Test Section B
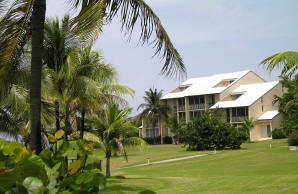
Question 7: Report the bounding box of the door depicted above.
[261,125,271,138]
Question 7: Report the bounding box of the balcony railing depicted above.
[178,105,185,111]
[173,106,177,112]
[232,115,248,122]
[189,104,205,110]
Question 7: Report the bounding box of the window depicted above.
[146,127,159,137]
[262,105,264,112]
[178,112,186,120]
[261,97,263,103]
[226,108,230,122]
[178,98,185,111]
[208,94,215,106]
[261,125,271,138]
[214,79,236,87]
[232,107,248,122]
[189,110,204,120]
[189,95,205,110]
[231,94,242,100]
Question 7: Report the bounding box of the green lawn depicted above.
[98,139,298,193]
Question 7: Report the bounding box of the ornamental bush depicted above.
[174,113,248,150]
[272,128,287,139]
[0,130,106,193]
[288,130,298,146]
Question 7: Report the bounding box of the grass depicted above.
[96,139,298,193]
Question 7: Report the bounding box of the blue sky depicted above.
[47,0,298,115]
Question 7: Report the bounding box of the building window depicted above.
[189,95,205,110]
[261,97,263,103]
[213,79,236,87]
[208,94,215,106]
[261,125,271,138]
[232,107,248,122]
[178,112,186,120]
[231,94,242,100]
[189,110,204,120]
[226,108,230,122]
[178,98,185,111]
[262,105,264,112]
[146,127,159,137]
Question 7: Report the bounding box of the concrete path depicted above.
[116,153,212,170]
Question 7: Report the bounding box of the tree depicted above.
[87,104,146,177]
[138,88,171,144]
[28,0,186,153]
[260,51,298,78]
[240,117,258,142]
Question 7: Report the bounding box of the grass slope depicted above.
[99,139,298,194]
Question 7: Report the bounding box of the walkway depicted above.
[117,152,213,170]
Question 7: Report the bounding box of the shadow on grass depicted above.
[103,176,152,193]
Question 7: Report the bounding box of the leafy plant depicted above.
[272,128,286,139]
[0,130,106,193]
[288,131,298,146]
[174,113,248,150]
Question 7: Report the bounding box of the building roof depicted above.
[162,70,251,99]
[258,110,279,120]
[210,81,279,109]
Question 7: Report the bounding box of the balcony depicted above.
[189,104,205,110]
[178,105,185,111]
[232,115,248,122]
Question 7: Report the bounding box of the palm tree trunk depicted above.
[160,122,163,144]
[29,0,46,154]
[80,107,85,139]
[106,152,111,177]
[55,101,60,131]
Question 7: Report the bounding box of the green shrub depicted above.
[174,113,247,150]
[0,130,106,193]
[163,136,173,144]
[272,128,287,139]
[143,136,161,144]
[288,130,298,146]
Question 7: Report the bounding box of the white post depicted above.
[214,147,216,154]
[147,158,150,165]
[270,143,272,149]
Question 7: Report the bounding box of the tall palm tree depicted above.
[87,104,146,177]
[65,47,134,139]
[260,51,298,78]
[28,0,187,153]
[138,88,171,144]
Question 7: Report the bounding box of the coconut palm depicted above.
[65,47,134,139]
[87,104,146,177]
[260,51,298,78]
[138,88,171,144]
[240,117,258,142]
[26,0,187,152]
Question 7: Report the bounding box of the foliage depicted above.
[272,128,287,139]
[174,113,248,150]
[240,117,258,141]
[0,130,105,193]
[143,136,161,145]
[288,131,298,146]
[273,75,298,136]
[163,136,173,144]
[260,51,298,78]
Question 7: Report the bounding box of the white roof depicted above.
[210,81,279,109]
[258,110,279,120]
[162,70,251,99]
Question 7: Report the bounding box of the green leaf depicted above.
[23,177,44,194]
[48,134,56,143]
[83,143,93,152]
[68,160,81,175]
[75,171,94,184]
[55,130,65,140]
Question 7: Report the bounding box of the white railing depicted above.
[232,116,248,122]
[178,105,185,111]
[189,104,205,110]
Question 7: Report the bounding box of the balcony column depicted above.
[185,97,190,122]
[205,95,208,111]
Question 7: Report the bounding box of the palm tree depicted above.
[65,47,134,139]
[260,51,298,78]
[87,104,146,177]
[27,0,186,153]
[240,117,258,142]
[138,88,171,144]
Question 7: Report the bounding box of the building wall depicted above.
[220,71,265,100]
[250,120,270,141]
[272,113,283,131]
[249,83,283,120]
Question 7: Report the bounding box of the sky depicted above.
[46,0,298,116]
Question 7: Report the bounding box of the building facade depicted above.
[140,70,284,141]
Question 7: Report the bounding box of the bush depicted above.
[163,136,173,144]
[288,131,298,146]
[0,130,106,193]
[272,128,287,139]
[143,136,161,144]
[174,113,247,150]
